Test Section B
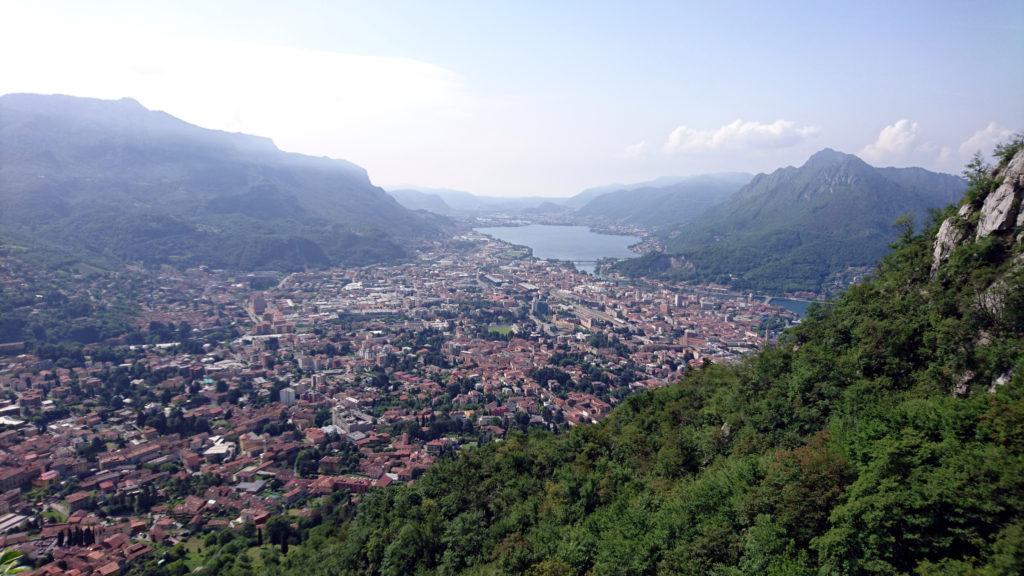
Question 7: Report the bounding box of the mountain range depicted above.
[388,186,573,214]
[388,175,749,222]
[621,148,967,292]
[0,94,447,271]
[1,94,970,294]
[574,173,752,229]
[389,151,965,295]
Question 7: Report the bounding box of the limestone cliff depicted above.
[932,147,1024,273]
[977,150,1024,239]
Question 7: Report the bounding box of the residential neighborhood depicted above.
[0,233,797,574]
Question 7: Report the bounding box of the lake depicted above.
[475,225,641,274]
[770,298,811,317]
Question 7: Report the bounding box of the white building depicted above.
[279,387,296,405]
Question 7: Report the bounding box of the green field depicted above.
[487,324,513,335]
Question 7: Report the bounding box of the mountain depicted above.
[575,173,752,229]
[562,184,622,208]
[648,149,967,292]
[138,144,1024,576]
[387,188,457,216]
[564,175,721,209]
[387,186,576,215]
[0,93,447,270]
[389,187,487,212]
[388,174,750,222]
[464,195,573,213]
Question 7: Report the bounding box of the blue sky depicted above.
[2,0,1022,196]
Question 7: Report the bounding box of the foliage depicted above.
[198,155,1024,576]
[0,94,448,272]
[0,549,28,575]
[993,132,1024,166]
[0,256,138,347]
[639,149,966,293]
[575,175,748,230]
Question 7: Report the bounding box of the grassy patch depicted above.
[42,508,67,523]
[487,324,513,336]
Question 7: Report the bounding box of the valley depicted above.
[1,3,1021,571]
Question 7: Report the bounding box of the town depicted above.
[0,233,798,574]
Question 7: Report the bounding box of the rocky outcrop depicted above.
[978,278,1009,317]
[933,149,1023,274]
[976,150,1024,239]
[953,370,974,397]
[932,204,972,272]
[1018,195,1024,243]
[977,251,1024,315]
[989,370,1013,394]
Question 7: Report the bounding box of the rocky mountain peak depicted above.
[802,147,864,170]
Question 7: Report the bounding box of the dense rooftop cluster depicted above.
[0,233,797,574]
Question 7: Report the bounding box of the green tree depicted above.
[0,549,28,575]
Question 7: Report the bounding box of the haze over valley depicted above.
[0,2,1022,575]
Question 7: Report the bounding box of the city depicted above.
[0,232,798,574]
[2,2,1020,570]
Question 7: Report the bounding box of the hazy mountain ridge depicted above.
[387,188,458,216]
[389,174,751,225]
[574,173,752,229]
[0,93,447,270]
[642,148,968,292]
[564,176,701,208]
[387,186,564,214]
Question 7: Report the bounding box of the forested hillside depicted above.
[639,149,966,293]
[574,174,750,230]
[133,145,1023,576]
[0,94,447,271]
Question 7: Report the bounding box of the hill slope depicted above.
[300,148,1024,575]
[132,144,1024,576]
[564,176,703,209]
[386,187,558,214]
[387,188,458,216]
[0,94,446,270]
[575,173,751,229]
[651,149,966,292]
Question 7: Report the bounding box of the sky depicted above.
[1,0,1022,197]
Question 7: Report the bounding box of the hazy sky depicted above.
[2,0,1022,196]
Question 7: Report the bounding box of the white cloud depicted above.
[623,140,648,158]
[858,119,921,164]
[663,119,819,153]
[859,120,1018,171]
[959,122,1014,157]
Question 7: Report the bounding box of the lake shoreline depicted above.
[474,224,642,274]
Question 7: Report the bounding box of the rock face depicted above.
[932,204,971,272]
[976,150,1024,239]
[1018,194,1024,242]
[975,249,1024,324]
[989,370,1013,394]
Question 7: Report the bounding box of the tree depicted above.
[0,548,27,575]
[265,516,290,549]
